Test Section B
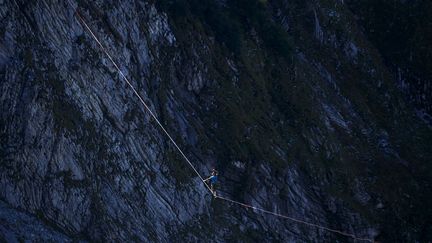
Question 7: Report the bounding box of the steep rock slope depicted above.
[0,199,71,242]
[346,0,432,125]
[0,0,431,242]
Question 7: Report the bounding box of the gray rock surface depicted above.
[0,0,431,242]
[0,199,72,242]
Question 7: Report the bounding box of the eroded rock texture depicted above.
[1,0,431,242]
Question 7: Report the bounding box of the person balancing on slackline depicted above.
[204,168,218,197]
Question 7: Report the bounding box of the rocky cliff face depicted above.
[346,0,432,126]
[1,0,431,242]
[0,200,71,242]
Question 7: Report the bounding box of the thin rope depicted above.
[215,195,374,242]
[71,8,213,194]
[66,3,374,242]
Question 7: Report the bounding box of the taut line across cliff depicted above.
[63,1,374,242]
